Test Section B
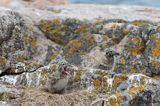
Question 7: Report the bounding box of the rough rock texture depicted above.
[0,3,160,106]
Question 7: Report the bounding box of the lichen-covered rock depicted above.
[1,7,160,106]
[39,19,91,46]
[91,74,160,106]
[0,9,61,75]
[0,64,57,87]
[63,34,96,65]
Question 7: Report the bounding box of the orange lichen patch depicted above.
[152,38,160,57]
[130,97,136,106]
[0,56,7,65]
[131,45,143,56]
[112,75,128,88]
[93,80,101,87]
[108,93,123,106]
[130,37,144,56]
[109,97,117,106]
[67,47,76,55]
[128,86,145,94]
[115,93,123,104]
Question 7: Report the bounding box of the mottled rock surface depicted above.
[0,3,160,106]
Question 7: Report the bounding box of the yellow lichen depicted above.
[130,37,144,56]
[152,38,160,57]
[0,56,7,65]
[130,67,136,73]
[109,97,117,106]
[115,93,123,104]
[50,64,57,73]
[150,58,160,70]
[75,24,89,34]
[113,75,128,88]
[49,53,59,62]
[40,19,68,46]
[108,93,123,106]
[69,39,82,48]
[65,34,95,57]
[132,38,141,44]
[131,20,149,26]
[15,57,24,62]
[67,47,76,55]
[31,37,37,48]
[128,86,145,94]
[119,57,126,65]
[131,45,143,56]
[85,34,95,44]
[101,35,108,48]
[93,80,101,87]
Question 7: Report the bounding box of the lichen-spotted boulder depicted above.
[0,9,61,75]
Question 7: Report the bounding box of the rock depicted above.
[0,64,57,87]
[0,3,160,106]
[116,81,129,92]
[0,9,61,75]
